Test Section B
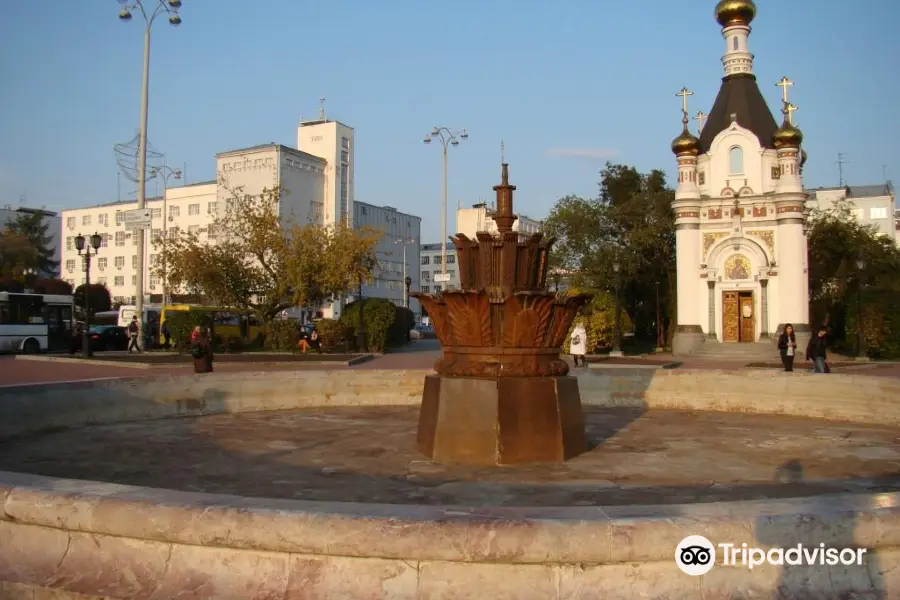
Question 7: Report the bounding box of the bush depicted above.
[314,318,344,352]
[340,298,397,353]
[265,319,300,352]
[165,310,212,353]
[224,335,245,353]
[562,290,633,354]
[387,306,416,347]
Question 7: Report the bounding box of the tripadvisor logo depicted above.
[675,535,869,575]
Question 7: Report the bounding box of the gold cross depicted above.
[776,76,794,104]
[785,103,799,125]
[675,87,694,115]
[693,110,708,134]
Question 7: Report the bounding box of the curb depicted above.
[13,354,375,370]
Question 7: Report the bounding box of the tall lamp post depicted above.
[22,268,37,293]
[118,0,183,349]
[655,280,662,351]
[148,165,182,306]
[611,260,623,357]
[74,232,103,358]
[423,126,467,291]
[395,237,415,308]
[856,257,867,360]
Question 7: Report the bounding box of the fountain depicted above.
[411,163,591,465]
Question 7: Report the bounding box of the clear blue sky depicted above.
[1,0,898,242]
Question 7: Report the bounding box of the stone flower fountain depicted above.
[411,163,591,465]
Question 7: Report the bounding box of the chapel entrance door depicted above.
[722,292,739,342]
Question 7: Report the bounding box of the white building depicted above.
[59,115,420,312]
[670,0,810,355]
[420,242,459,293]
[806,182,896,244]
[456,203,542,238]
[2,205,61,277]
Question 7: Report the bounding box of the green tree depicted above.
[33,279,74,295]
[74,283,112,318]
[6,211,59,276]
[543,163,676,344]
[0,227,37,279]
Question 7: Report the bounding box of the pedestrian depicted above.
[570,321,588,367]
[127,316,141,353]
[161,319,171,350]
[777,323,797,372]
[191,327,213,373]
[309,329,321,353]
[805,325,829,374]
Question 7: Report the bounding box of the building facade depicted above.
[420,242,459,293]
[2,205,61,277]
[671,0,810,355]
[806,182,897,243]
[456,203,542,238]
[60,115,420,311]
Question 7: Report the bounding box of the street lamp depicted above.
[74,232,103,358]
[118,0,183,350]
[395,237,415,308]
[856,257,866,359]
[611,260,623,357]
[655,280,662,350]
[148,164,182,306]
[423,126,468,291]
[22,268,37,293]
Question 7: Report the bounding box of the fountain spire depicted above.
[492,162,518,234]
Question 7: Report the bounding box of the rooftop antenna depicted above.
[318,97,326,121]
[837,152,849,187]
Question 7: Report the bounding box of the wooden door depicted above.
[722,292,739,342]
[739,294,755,342]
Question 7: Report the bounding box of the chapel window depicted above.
[729,146,743,175]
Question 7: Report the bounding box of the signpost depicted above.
[123,208,152,231]
[433,273,452,283]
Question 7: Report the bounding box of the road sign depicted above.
[123,208,152,230]
[433,273,452,283]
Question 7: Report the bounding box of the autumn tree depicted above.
[154,184,380,325]
[0,227,38,279]
[5,211,59,276]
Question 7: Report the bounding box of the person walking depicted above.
[805,325,829,374]
[127,316,141,353]
[309,329,321,354]
[777,323,798,372]
[570,321,588,367]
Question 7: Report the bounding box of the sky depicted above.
[1,0,898,243]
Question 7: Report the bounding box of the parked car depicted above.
[86,325,130,351]
[410,323,436,340]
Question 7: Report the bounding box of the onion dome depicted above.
[715,0,756,27]
[672,124,701,156]
[773,119,803,149]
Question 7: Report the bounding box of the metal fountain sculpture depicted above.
[411,163,592,465]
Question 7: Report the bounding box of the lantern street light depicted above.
[856,257,867,360]
[74,232,103,358]
[118,0,184,349]
[22,268,37,293]
[395,237,415,308]
[423,126,468,291]
[611,260,623,357]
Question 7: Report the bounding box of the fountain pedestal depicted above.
[412,163,591,465]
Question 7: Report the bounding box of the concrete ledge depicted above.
[2,368,900,598]
[13,352,374,369]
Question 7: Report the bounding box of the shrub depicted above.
[314,318,344,352]
[265,319,299,352]
[562,290,633,354]
[340,298,397,353]
[387,306,416,347]
[165,310,212,353]
[224,335,245,353]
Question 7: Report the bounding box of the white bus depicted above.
[116,304,161,328]
[0,292,75,353]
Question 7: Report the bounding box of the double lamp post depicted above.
[423,126,467,291]
[74,232,103,358]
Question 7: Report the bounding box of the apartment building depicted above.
[806,181,897,243]
[456,202,543,238]
[420,242,459,293]
[1,205,61,276]
[60,115,422,311]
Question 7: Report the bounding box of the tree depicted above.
[0,227,38,279]
[74,283,112,318]
[0,277,24,293]
[155,184,380,325]
[543,163,676,344]
[6,211,59,277]
[32,279,73,295]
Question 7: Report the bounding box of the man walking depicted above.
[127,315,141,353]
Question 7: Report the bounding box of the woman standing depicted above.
[191,326,213,373]
[570,322,588,367]
[777,323,797,372]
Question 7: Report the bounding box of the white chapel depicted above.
[671,0,810,356]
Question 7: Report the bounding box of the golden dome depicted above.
[773,120,803,149]
[715,0,756,27]
[671,126,700,155]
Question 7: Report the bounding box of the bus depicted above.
[159,304,263,345]
[116,304,162,328]
[0,292,75,353]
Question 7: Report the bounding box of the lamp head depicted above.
[167,0,183,7]
[431,127,440,136]
[459,129,468,139]
[423,134,432,144]
[405,276,412,287]
[118,9,133,21]
[450,138,459,146]
[173,168,182,179]
[168,14,182,26]
[856,258,866,270]
[74,233,86,253]
[89,232,102,251]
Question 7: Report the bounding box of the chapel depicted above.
[670,0,810,356]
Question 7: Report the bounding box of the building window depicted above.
[150,254,158,267]
[132,275,137,286]
[189,203,200,216]
[66,217,76,229]
[132,255,138,269]
[114,256,125,268]
[729,146,743,175]
[151,228,163,242]
[447,255,456,264]
[98,258,107,270]
[98,213,108,226]
[870,207,887,219]
[189,225,200,235]
[732,36,738,51]
[169,205,180,218]
[115,231,125,246]
[421,256,430,265]
[116,212,125,226]
[168,227,180,238]
[149,275,159,288]
[151,208,162,218]
[422,285,430,294]
[100,234,109,248]
[114,276,124,287]
[82,215,91,226]
[310,135,323,143]
[207,202,217,215]
[97,277,107,287]
[698,172,706,185]
[66,236,73,251]
[65,259,75,273]
[434,255,442,265]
